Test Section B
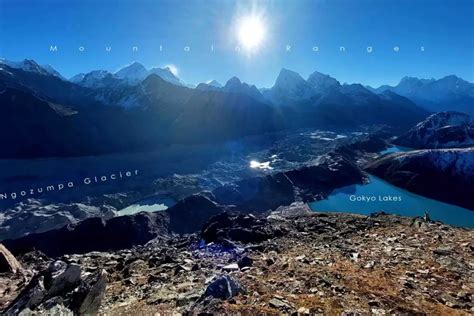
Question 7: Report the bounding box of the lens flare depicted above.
[237,15,266,52]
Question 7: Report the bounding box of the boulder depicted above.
[0,243,22,273]
[5,275,48,313]
[45,261,81,297]
[5,261,107,315]
[204,275,243,300]
[70,269,108,314]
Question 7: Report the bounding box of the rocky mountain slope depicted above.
[395,111,474,149]
[366,148,474,210]
[0,73,283,158]
[0,200,117,241]
[1,206,472,315]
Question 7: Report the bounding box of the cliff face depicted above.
[366,148,474,210]
[1,205,473,315]
[3,212,170,257]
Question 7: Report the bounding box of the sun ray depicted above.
[236,14,266,54]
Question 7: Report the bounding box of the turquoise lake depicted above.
[310,147,474,228]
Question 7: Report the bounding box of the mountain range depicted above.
[2,58,472,111]
[1,58,471,159]
[367,76,474,115]
[69,62,184,88]
[394,111,474,149]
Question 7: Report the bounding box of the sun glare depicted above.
[165,64,179,76]
[237,15,266,52]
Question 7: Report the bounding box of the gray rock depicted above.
[204,275,243,300]
[72,269,108,315]
[222,263,239,272]
[45,261,81,297]
[237,256,253,269]
[5,276,47,313]
[433,247,452,256]
[269,296,294,311]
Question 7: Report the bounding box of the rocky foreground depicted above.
[1,204,472,315]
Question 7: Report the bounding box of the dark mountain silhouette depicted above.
[0,62,432,159]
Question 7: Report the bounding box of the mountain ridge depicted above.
[367,75,474,114]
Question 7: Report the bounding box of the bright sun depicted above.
[237,15,266,52]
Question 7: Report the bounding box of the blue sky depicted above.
[0,0,473,87]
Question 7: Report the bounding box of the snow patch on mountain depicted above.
[148,67,183,86]
[206,80,223,88]
[80,70,113,88]
[396,112,474,149]
[266,68,315,105]
[394,148,474,176]
[69,73,86,83]
[307,71,340,92]
[68,62,184,87]
[0,58,64,78]
[115,62,148,83]
[368,75,474,114]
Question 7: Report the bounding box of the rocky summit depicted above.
[0,204,472,315]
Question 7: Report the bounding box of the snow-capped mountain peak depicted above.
[115,62,148,82]
[79,70,114,88]
[206,80,222,88]
[221,77,265,102]
[41,64,65,79]
[0,58,64,78]
[274,68,306,86]
[68,63,184,87]
[307,71,340,92]
[395,111,474,149]
[147,67,182,86]
[196,80,223,91]
[266,68,314,105]
[69,73,86,83]
[415,111,471,130]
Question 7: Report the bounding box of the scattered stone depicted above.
[297,306,310,315]
[269,296,294,311]
[295,255,306,261]
[222,263,239,272]
[433,247,452,256]
[265,257,275,266]
[237,256,253,269]
[363,261,375,269]
[1,208,472,315]
[4,261,106,315]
